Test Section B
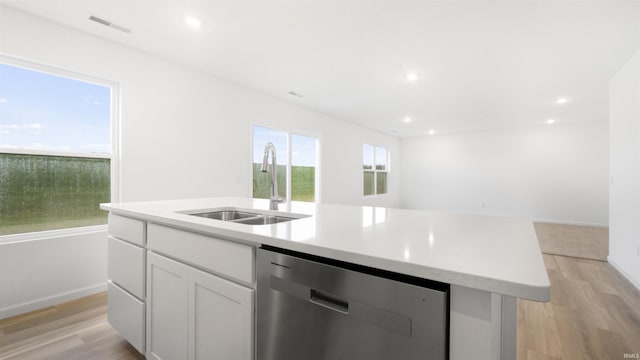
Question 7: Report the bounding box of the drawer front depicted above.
[108,236,145,299]
[108,281,145,354]
[109,213,145,246]
[147,224,254,286]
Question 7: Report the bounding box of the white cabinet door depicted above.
[188,267,254,360]
[147,252,189,360]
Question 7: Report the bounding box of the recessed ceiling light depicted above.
[405,72,418,82]
[404,117,412,123]
[556,98,568,104]
[184,16,202,28]
[428,129,435,135]
[546,119,555,124]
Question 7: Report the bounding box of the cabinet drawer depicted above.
[109,213,145,246]
[108,236,145,299]
[147,224,254,286]
[108,281,145,354]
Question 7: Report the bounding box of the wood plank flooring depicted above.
[534,222,609,261]
[517,254,640,359]
[0,293,143,360]
[1,254,639,359]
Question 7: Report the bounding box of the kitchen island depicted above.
[101,197,550,360]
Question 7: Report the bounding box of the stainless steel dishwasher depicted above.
[257,246,449,360]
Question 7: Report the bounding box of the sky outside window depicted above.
[253,126,287,164]
[0,63,111,154]
[375,146,387,170]
[363,144,373,170]
[253,126,316,166]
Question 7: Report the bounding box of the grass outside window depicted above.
[363,144,388,196]
[0,153,110,235]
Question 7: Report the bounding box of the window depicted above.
[252,125,317,202]
[363,144,388,196]
[0,59,115,236]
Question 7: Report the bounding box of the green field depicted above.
[0,153,110,236]
[252,163,315,202]
[0,156,315,236]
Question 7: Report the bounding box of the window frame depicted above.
[363,144,389,197]
[0,55,120,243]
[249,122,321,204]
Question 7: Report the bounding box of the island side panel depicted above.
[450,285,516,360]
[499,295,517,360]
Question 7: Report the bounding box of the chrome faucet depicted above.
[261,142,286,210]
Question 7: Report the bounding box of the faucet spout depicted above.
[261,142,286,210]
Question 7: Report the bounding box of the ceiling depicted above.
[3,1,640,138]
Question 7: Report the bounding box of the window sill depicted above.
[363,193,389,198]
[0,225,108,245]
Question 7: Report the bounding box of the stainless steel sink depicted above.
[191,210,259,221]
[233,215,297,225]
[183,207,308,225]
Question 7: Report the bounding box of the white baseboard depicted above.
[608,256,640,292]
[531,218,609,228]
[0,282,107,320]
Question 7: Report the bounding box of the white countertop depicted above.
[101,197,550,302]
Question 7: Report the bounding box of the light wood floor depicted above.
[518,254,640,359]
[1,255,639,360]
[534,222,609,261]
[0,293,144,360]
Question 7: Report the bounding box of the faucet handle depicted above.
[269,196,286,210]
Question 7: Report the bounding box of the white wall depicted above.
[0,6,399,318]
[400,123,609,226]
[609,48,640,290]
[0,230,107,319]
[0,6,400,206]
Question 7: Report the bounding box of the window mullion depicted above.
[372,146,377,195]
[286,133,292,203]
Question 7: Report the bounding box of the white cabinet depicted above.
[147,223,254,286]
[108,281,145,353]
[107,215,255,360]
[107,215,146,355]
[189,265,254,360]
[108,213,145,246]
[108,236,145,299]
[147,252,254,360]
[146,252,189,360]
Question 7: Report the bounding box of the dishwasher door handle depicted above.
[310,289,349,314]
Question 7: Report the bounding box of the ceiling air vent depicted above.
[88,15,132,34]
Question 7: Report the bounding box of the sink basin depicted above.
[191,210,258,221]
[182,207,309,225]
[233,215,297,225]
